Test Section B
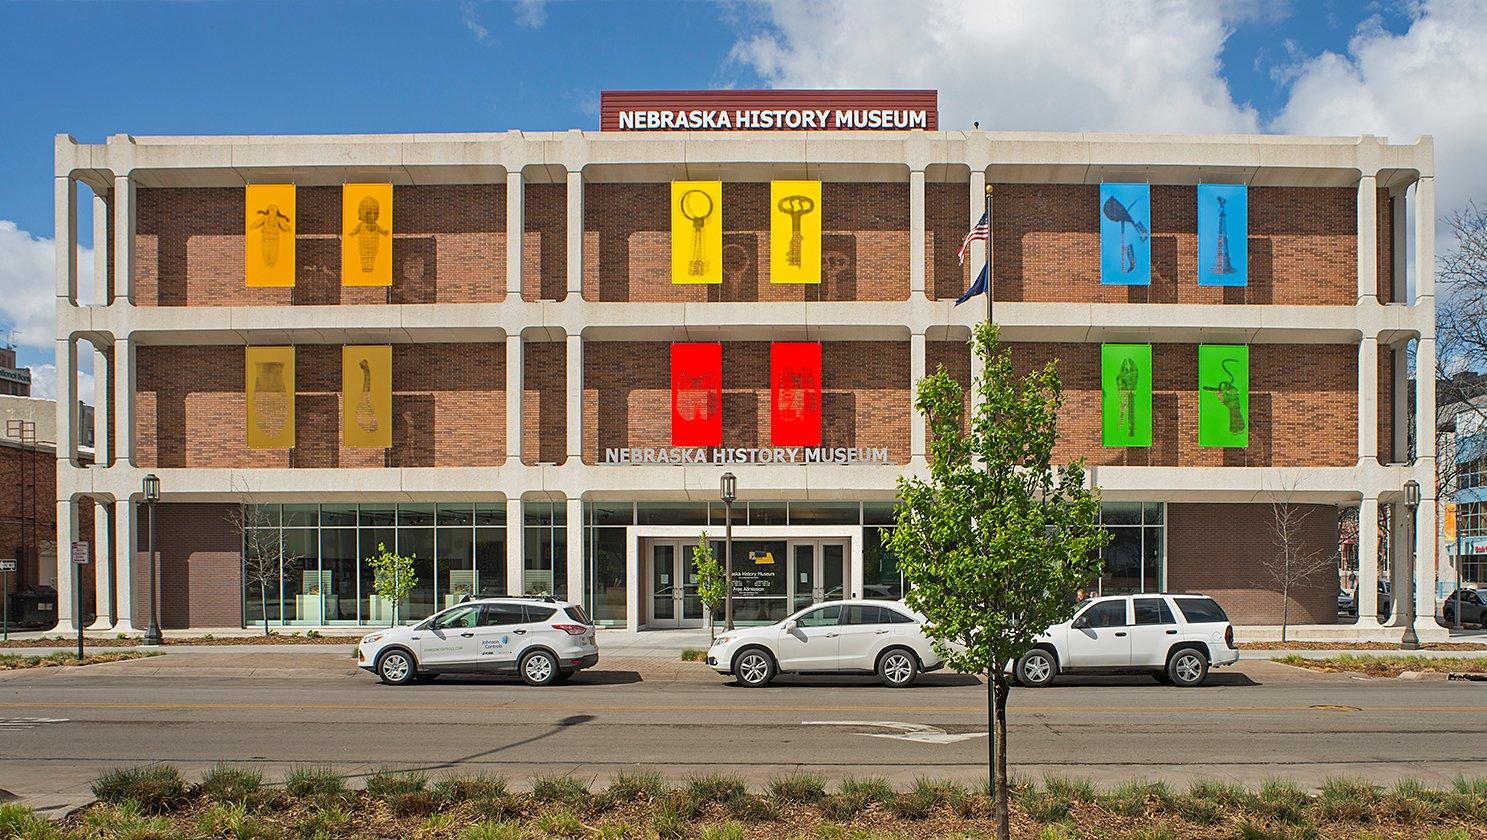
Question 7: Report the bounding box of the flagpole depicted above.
[984,184,994,328]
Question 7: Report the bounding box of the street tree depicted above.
[225,494,303,637]
[1264,482,1338,642]
[888,322,1108,840]
[366,542,417,626]
[691,531,725,640]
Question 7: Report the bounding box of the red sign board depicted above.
[671,343,723,446]
[771,343,822,446]
[601,90,938,132]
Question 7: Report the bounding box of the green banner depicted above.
[1101,344,1152,448]
[1198,345,1249,448]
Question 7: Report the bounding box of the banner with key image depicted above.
[342,345,392,449]
[770,180,821,283]
[246,346,295,450]
[245,184,296,287]
[342,183,393,286]
[1101,343,1152,448]
[671,181,723,284]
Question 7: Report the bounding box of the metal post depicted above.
[2,566,8,641]
[985,184,994,328]
[143,474,162,646]
[74,555,83,659]
[724,502,734,631]
[1455,533,1465,632]
[1402,481,1421,650]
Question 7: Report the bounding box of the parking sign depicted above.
[71,541,90,565]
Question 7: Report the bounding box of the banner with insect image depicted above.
[1197,344,1249,448]
[342,345,392,449]
[671,181,723,284]
[246,346,295,450]
[1101,344,1152,448]
[1197,184,1247,287]
[342,183,393,286]
[771,342,822,446]
[245,185,296,287]
[1099,183,1151,285]
[671,342,722,446]
[770,180,821,283]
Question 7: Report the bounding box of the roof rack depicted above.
[516,595,560,603]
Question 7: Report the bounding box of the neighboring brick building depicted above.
[0,345,31,396]
[50,93,1440,639]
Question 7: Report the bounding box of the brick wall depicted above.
[135,343,505,468]
[1167,502,1339,625]
[1377,188,1395,303]
[1379,347,1395,463]
[135,185,507,306]
[984,184,1357,305]
[583,341,911,463]
[522,183,567,301]
[581,183,910,302]
[132,502,241,628]
[927,182,972,300]
[522,340,566,464]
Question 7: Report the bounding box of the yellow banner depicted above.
[770,180,822,283]
[342,183,393,286]
[671,181,723,284]
[342,345,392,449]
[246,184,296,287]
[246,347,295,449]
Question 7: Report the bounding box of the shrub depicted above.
[386,790,437,818]
[1318,776,1378,822]
[886,789,936,820]
[365,768,428,798]
[534,808,586,838]
[283,766,349,802]
[768,773,826,804]
[607,770,666,802]
[461,822,522,840]
[685,774,747,805]
[1172,794,1223,825]
[530,774,591,808]
[1102,780,1172,817]
[194,802,280,839]
[652,792,700,837]
[474,794,522,822]
[196,765,264,805]
[1186,779,1251,810]
[837,777,893,804]
[818,792,869,821]
[434,773,508,805]
[1255,779,1309,825]
[0,803,58,839]
[699,822,746,840]
[296,803,350,840]
[82,801,182,838]
[680,649,707,662]
[723,792,778,822]
[91,765,189,813]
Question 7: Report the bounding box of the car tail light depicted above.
[552,624,588,635]
[1224,625,1235,649]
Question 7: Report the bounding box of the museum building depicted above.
[49,90,1442,638]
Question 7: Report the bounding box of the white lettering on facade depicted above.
[615,108,931,132]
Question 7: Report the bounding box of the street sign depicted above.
[0,559,15,572]
[71,541,90,565]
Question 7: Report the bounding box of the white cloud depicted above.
[514,0,548,29]
[0,220,94,349]
[461,1,491,43]
[730,0,1259,133]
[28,363,94,404]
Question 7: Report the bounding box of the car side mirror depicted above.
[784,620,798,632]
[1072,616,1089,630]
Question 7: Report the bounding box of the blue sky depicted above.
[0,1,1460,391]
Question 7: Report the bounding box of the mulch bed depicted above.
[1241,640,1487,651]
[0,633,361,649]
[0,650,162,670]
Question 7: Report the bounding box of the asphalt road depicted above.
[2,657,1484,815]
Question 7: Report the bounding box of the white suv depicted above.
[1014,593,1239,688]
[357,598,598,686]
[705,600,945,687]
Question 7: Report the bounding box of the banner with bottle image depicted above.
[671,342,723,447]
[1197,344,1249,448]
[245,184,296,287]
[1198,184,1247,287]
[771,342,822,447]
[342,183,393,286]
[1099,183,1151,285]
[246,346,295,449]
[770,180,821,283]
[1100,344,1152,448]
[342,345,392,449]
[671,181,723,284]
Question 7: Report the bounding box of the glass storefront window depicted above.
[862,526,902,600]
[1093,502,1166,595]
[475,528,506,598]
[589,502,634,526]
[789,502,861,525]
[399,504,436,527]
[730,539,788,624]
[282,504,318,528]
[747,502,786,525]
[437,503,474,527]
[474,502,506,526]
[863,503,899,526]
[587,526,628,626]
[399,528,435,620]
[523,501,566,598]
[437,527,475,610]
[637,502,709,525]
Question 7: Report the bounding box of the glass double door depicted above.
[648,540,718,629]
[789,541,846,613]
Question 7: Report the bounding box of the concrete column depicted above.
[1414,176,1435,306]
[910,332,927,463]
[113,174,136,304]
[88,500,115,630]
[1386,501,1406,626]
[1356,174,1377,304]
[93,189,110,306]
[55,337,79,466]
[54,176,77,301]
[566,497,584,606]
[113,337,135,467]
[506,170,524,300]
[1414,491,1440,635]
[1355,497,1380,629]
[505,498,524,596]
[93,346,111,466]
[566,169,583,300]
[53,498,81,632]
[505,334,523,466]
[1357,337,1378,466]
[114,498,137,632]
[565,333,583,463]
[1391,344,1408,464]
[909,168,926,296]
[1416,338,1437,463]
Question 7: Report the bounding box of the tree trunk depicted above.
[1281,581,1289,643]
[991,672,1011,840]
[260,585,268,637]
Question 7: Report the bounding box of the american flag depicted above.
[957,210,989,265]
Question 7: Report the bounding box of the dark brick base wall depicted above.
[133,502,242,628]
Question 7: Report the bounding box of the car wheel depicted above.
[877,649,919,688]
[376,649,417,686]
[1444,607,1455,625]
[734,648,776,687]
[1167,649,1209,687]
[1015,649,1058,688]
[519,650,559,686]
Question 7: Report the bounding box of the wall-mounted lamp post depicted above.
[720,472,736,631]
[142,474,163,646]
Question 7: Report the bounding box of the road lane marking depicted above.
[803,720,987,743]
[0,718,67,730]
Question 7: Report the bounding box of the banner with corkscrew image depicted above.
[771,342,822,447]
[1197,183,1247,287]
[245,184,296,287]
[1100,344,1152,448]
[342,345,392,449]
[342,183,393,286]
[245,346,295,449]
[670,342,722,446]
[770,180,821,283]
[671,181,723,284]
[1198,344,1249,448]
[1099,183,1151,285]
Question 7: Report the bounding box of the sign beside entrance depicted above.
[70,541,90,566]
[601,90,938,132]
[603,447,889,465]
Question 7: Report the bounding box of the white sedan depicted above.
[705,599,945,687]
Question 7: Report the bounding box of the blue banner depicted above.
[1100,183,1150,285]
[1198,183,1248,286]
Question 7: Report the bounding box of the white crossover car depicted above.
[357,597,598,686]
[706,599,945,687]
[1014,593,1240,688]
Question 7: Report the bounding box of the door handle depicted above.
[1114,631,1127,637]
[460,632,475,638]
[513,629,527,635]
[875,629,890,635]
[1165,629,1178,635]
[826,633,838,638]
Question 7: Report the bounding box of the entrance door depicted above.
[647,541,706,629]
[789,541,847,612]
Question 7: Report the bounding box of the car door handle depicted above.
[875,629,890,635]
[460,632,475,638]
[826,633,838,638]
[1165,629,1178,635]
[513,629,527,634]
[1114,631,1127,637]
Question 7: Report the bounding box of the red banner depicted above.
[771,342,822,446]
[671,343,722,446]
